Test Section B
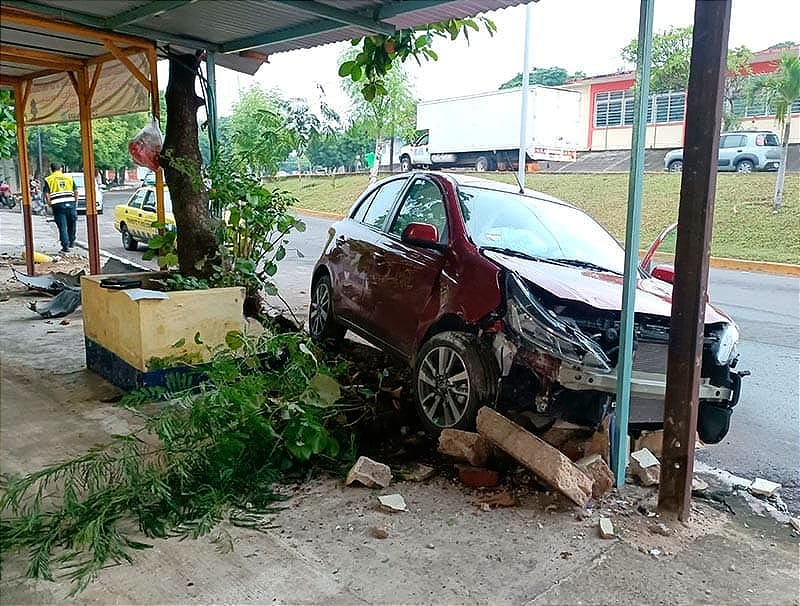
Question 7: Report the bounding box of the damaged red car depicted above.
[309,172,743,442]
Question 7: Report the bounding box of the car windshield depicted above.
[458,186,625,274]
[71,174,84,187]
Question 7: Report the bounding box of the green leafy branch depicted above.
[339,17,497,101]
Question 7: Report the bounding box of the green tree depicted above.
[226,86,295,176]
[622,26,693,93]
[498,67,586,89]
[751,52,800,212]
[341,49,416,183]
[722,46,753,131]
[0,91,16,160]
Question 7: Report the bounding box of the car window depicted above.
[418,133,429,146]
[127,190,145,209]
[142,191,155,212]
[359,179,407,229]
[721,134,746,148]
[390,178,447,243]
[756,133,780,146]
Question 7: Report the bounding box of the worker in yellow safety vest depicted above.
[44,162,78,253]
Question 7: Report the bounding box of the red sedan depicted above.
[310,172,743,440]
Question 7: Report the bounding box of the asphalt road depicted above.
[87,190,800,510]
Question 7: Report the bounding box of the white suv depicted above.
[664,131,782,173]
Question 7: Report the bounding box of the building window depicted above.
[596,89,685,127]
[792,97,800,114]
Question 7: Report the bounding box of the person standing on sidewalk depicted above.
[43,162,78,253]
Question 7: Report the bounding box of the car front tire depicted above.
[668,160,683,172]
[736,159,754,174]
[475,156,490,172]
[309,273,345,346]
[413,331,498,434]
[400,156,412,172]
[121,224,138,251]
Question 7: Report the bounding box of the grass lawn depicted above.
[276,171,800,264]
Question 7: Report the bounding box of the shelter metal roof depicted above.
[1,0,526,80]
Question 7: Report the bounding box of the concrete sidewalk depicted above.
[0,207,73,259]
[0,259,798,605]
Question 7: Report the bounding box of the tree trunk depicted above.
[773,120,791,212]
[161,54,218,277]
[368,133,381,185]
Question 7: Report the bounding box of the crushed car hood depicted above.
[484,251,730,325]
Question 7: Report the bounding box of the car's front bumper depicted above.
[763,160,781,171]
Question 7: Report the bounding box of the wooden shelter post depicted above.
[13,80,35,275]
[75,67,101,275]
[658,0,732,521]
[146,45,167,271]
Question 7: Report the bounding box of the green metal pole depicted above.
[613,0,654,487]
[205,51,218,161]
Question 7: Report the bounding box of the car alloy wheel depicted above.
[736,159,753,174]
[669,160,683,172]
[309,274,345,345]
[413,331,497,433]
[400,156,412,172]
[475,156,490,172]
[417,346,471,428]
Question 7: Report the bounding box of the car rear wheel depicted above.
[413,331,498,434]
[400,156,412,172]
[668,160,683,172]
[121,224,138,251]
[309,274,345,346]
[475,156,490,172]
[736,159,754,174]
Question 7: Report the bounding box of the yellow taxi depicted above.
[114,186,176,251]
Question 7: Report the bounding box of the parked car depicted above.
[310,172,744,442]
[65,172,104,213]
[113,185,175,251]
[663,130,782,173]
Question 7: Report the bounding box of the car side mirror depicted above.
[651,264,675,284]
[401,222,440,248]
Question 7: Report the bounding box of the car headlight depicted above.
[712,323,739,365]
[505,273,611,371]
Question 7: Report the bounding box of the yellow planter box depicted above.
[81,273,246,388]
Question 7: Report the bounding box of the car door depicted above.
[365,177,449,357]
[328,178,408,327]
[718,134,744,170]
[412,133,431,166]
[140,190,158,241]
[120,189,145,235]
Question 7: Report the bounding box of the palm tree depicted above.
[755,52,800,212]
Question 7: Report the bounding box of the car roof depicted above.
[402,170,576,209]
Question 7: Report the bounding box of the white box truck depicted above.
[399,85,580,172]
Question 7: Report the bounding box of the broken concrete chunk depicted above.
[633,430,663,459]
[457,465,500,489]
[631,448,660,468]
[691,477,709,493]
[789,518,800,533]
[346,456,392,488]
[438,429,490,466]
[649,522,671,536]
[599,517,615,539]
[370,526,389,539]
[475,407,593,507]
[584,415,611,463]
[575,454,614,500]
[749,478,781,497]
[540,421,595,462]
[377,494,407,513]
[629,456,660,487]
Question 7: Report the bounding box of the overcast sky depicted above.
[166,0,799,120]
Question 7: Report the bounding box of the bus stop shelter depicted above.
[0,0,734,521]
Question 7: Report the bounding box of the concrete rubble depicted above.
[345,456,393,488]
[377,493,407,513]
[457,465,500,488]
[437,428,490,466]
[475,407,593,507]
[633,430,663,458]
[630,448,661,486]
[575,453,614,499]
[599,517,615,539]
[749,478,781,498]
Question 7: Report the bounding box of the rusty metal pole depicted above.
[77,67,101,275]
[658,0,732,521]
[13,81,35,276]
